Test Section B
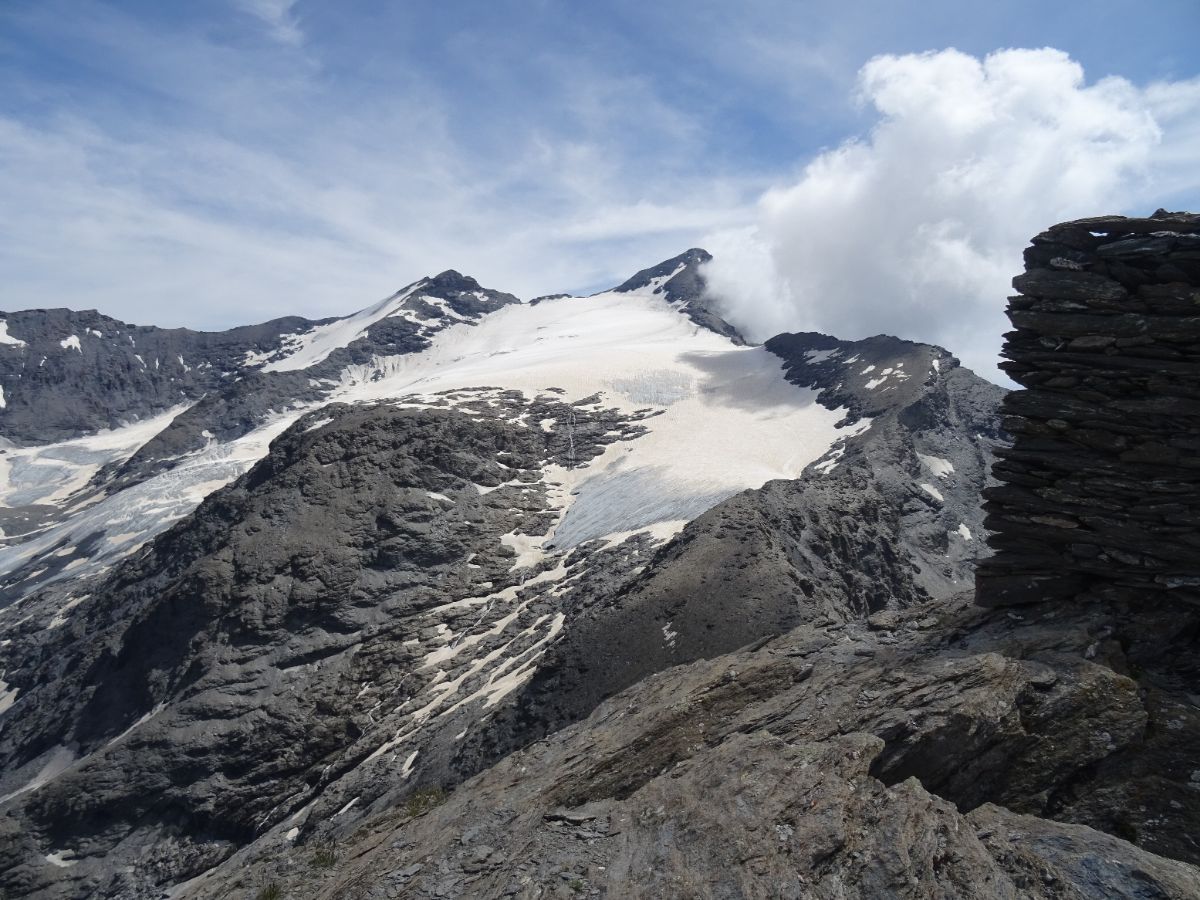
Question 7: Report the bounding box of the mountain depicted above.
[0,229,1196,900]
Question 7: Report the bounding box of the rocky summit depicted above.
[0,228,1198,899]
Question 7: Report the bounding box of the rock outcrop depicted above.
[977,210,1200,608]
[177,593,1200,899]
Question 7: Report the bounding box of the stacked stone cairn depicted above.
[977,210,1200,607]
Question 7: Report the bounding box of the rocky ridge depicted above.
[0,272,518,448]
[179,591,1200,899]
[612,248,746,345]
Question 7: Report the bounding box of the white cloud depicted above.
[702,48,1200,383]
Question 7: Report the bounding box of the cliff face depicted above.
[977,210,1200,608]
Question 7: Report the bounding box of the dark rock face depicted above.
[0,308,317,445]
[0,395,656,899]
[976,211,1200,608]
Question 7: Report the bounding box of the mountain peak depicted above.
[425,269,483,293]
[612,247,745,346]
[612,248,712,297]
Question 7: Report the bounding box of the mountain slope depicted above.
[0,251,1010,898]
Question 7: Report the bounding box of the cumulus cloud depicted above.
[702,48,1200,383]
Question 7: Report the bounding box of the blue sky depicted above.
[1,1,1198,378]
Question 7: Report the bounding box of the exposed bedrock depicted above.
[976,210,1200,608]
[0,396,655,899]
[179,594,1200,899]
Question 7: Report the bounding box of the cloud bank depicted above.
[703,48,1200,383]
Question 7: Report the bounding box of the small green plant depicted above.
[255,884,283,900]
[404,786,447,817]
[310,843,338,869]
[568,879,586,893]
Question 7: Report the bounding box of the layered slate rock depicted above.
[977,210,1200,608]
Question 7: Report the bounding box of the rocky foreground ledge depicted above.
[180,592,1200,899]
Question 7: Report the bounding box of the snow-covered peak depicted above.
[258,272,520,373]
[610,248,745,345]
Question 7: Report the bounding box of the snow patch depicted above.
[48,593,89,629]
[804,348,841,364]
[662,621,678,647]
[812,446,845,475]
[303,416,334,433]
[597,519,688,549]
[956,523,973,541]
[0,671,17,714]
[917,453,955,479]
[0,321,26,347]
[919,483,945,503]
[500,530,545,570]
[400,750,419,779]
